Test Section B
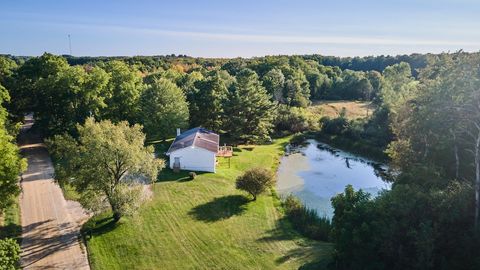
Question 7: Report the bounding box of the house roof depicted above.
[166,127,219,154]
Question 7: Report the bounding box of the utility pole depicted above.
[68,34,72,55]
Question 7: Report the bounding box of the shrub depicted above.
[320,116,349,135]
[274,105,319,134]
[0,238,20,269]
[236,168,275,200]
[189,172,196,180]
[282,194,331,241]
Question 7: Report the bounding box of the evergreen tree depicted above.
[225,69,275,143]
[190,72,228,131]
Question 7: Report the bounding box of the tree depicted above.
[331,185,373,269]
[139,78,189,141]
[48,118,164,221]
[459,91,480,229]
[0,238,21,270]
[102,61,144,123]
[8,53,69,121]
[0,83,26,213]
[262,68,285,103]
[306,70,329,100]
[236,167,274,201]
[225,69,275,143]
[330,54,480,270]
[189,72,228,131]
[284,69,310,107]
[331,181,479,270]
[366,70,383,100]
[274,105,319,133]
[34,65,109,135]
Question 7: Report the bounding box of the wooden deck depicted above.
[217,145,233,157]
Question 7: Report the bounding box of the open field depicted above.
[310,100,374,120]
[83,137,332,270]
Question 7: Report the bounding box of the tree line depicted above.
[2,51,480,269]
[2,53,398,143]
[329,52,480,270]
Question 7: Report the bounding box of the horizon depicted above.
[1,0,480,57]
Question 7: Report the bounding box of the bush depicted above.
[274,105,319,134]
[189,172,196,180]
[236,168,275,200]
[0,238,20,269]
[282,194,331,241]
[320,116,349,135]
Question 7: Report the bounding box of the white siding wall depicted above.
[169,147,216,173]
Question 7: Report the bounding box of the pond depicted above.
[277,139,390,218]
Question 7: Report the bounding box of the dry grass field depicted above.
[309,100,375,120]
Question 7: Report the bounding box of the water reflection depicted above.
[277,140,390,218]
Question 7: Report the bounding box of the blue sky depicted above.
[1,0,479,57]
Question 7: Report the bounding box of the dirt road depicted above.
[19,116,90,269]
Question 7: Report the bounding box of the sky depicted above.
[1,0,480,58]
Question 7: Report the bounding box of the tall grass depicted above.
[282,194,331,242]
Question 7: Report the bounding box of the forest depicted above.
[1,51,480,269]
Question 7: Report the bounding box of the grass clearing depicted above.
[310,100,374,120]
[0,195,21,240]
[60,183,81,201]
[83,137,332,269]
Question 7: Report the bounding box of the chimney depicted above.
[176,128,181,136]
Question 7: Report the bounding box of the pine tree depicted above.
[190,72,228,132]
[225,69,275,143]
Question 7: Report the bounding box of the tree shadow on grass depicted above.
[257,215,301,243]
[81,214,119,239]
[156,168,208,183]
[188,195,249,222]
[257,216,333,268]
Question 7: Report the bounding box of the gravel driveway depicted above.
[19,116,90,270]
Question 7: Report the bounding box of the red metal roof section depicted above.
[166,127,219,154]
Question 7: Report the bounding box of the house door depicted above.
[173,157,181,169]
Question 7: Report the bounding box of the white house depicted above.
[166,127,219,173]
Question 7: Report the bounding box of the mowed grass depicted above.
[84,137,332,269]
[310,100,374,120]
[0,196,21,240]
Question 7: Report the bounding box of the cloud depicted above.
[61,22,480,47]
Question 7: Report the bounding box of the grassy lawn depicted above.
[83,137,332,269]
[60,183,82,201]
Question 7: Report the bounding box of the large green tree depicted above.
[8,53,69,120]
[102,61,144,123]
[284,69,310,108]
[139,78,189,140]
[189,72,228,131]
[10,53,110,135]
[34,65,109,134]
[225,69,275,143]
[0,83,26,213]
[48,118,164,221]
[261,68,285,103]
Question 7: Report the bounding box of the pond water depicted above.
[277,139,390,218]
